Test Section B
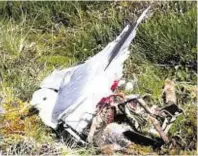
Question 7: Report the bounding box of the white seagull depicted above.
[30,7,150,141]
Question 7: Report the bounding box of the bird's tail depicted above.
[104,6,150,70]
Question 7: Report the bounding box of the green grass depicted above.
[0,1,196,99]
[136,4,196,66]
[0,1,197,155]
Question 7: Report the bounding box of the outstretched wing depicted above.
[52,6,150,125]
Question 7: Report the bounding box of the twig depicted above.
[136,98,154,115]
[137,98,170,144]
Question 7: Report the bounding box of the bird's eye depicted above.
[43,97,47,101]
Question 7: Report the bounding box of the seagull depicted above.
[30,7,150,141]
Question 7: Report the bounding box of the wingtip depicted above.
[136,6,151,25]
[126,6,150,28]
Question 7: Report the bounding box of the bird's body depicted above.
[30,7,150,140]
[53,25,138,133]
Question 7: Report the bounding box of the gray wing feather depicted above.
[52,63,97,120]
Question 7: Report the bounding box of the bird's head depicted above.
[29,88,58,128]
[30,88,58,112]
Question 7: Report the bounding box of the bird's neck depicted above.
[39,106,57,129]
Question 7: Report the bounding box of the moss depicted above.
[124,143,153,155]
[37,55,71,67]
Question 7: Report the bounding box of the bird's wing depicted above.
[52,6,150,123]
[51,27,131,121]
[105,6,150,83]
[40,65,80,90]
[52,62,111,121]
[51,26,131,120]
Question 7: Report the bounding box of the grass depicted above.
[0,1,197,155]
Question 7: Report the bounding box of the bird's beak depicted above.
[20,106,39,120]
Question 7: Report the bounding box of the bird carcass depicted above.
[29,7,150,144]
